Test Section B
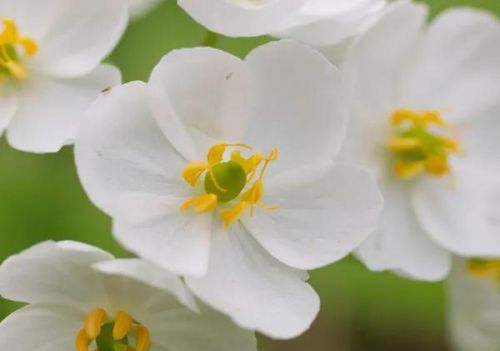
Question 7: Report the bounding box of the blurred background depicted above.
[0,1,498,350]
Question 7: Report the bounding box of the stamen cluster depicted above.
[76,309,150,351]
[386,109,460,180]
[0,18,37,81]
[181,143,279,228]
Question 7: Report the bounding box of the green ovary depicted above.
[204,161,247,203]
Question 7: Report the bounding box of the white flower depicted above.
[177,0,387,45]
[340,0,500,281]
[75,40,383,338]
[0,0,127,153]
[128,0,162,20]
[0,241,257,351]
[448,259,500,351]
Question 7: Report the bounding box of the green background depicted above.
[0,1,498,350]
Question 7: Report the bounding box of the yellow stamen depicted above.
[424,154,449,177]
[386,137,421,151]
[182,162,208,187]
[84,308,106,339]
[387,109,461,180]
[222,201,248,229]
[180,193,218,213]
[19,36,38,56]
[136,325,151,351]
[0,18,37,82]
[113,311,133,340]
[76,329,92,351]
[390,109,421,126]
[468,259,500,282]
[394,161,425,180]
[1,19,18,43]
[181,142,278,228]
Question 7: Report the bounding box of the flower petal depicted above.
[75,81,187,220]
[448,259,500,351]
[95,258,198,312]
[412,164,500,257]
[244,163,382,270]
[0,0,128,77]
[75,81,212,277]
[0,304,84,351]
[244,40,347,176]
[148,47,253,160]
[356,181,451,281]
[147,306,257,351]
[186,222,319,339]
[276,0,386,46]
[177,0,307,37]
[401,8,500,123]
[342,0,428,115]
[113,210,212,277]
[0,241,112,309]
[6,64,120,153]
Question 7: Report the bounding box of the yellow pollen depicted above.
[181,143,278,229]
[468,259,500,283]
[0,18,38,81]
[387,109,461,180]
[76,308,151,351]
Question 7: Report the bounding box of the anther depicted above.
[136,325,151,351]
[113,311,133,340]
[84,308,106,339]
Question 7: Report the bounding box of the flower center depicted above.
[0,18,37,82]
[468,259,500,283]
[180,143,279,229]
[386,109,460,180]
[76,309,150,351]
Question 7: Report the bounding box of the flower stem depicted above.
[202,31,219,48]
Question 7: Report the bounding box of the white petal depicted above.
[6,64,120,153]
[448,260,500,351]
[0,304,84,351]
[276,0,386,46]
[147,307,257,351]
[0,89,17,135]
[186,223,319,339]
[244,40,347,176]
[356,181,451,281]
[342,0,428,115]
[0,241,112,309]
[148,47,253,160]
[401,8,500,122]
[75,81,211,277]
[75,81,186,220]
[177,0,307,37]
[244,163,382,270]
[95,258,198,312]
[0,0,128,77]
[413,164,500,257]
[113,210,212,277]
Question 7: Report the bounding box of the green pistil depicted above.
[95,323,129,351]
[204,161,247,203]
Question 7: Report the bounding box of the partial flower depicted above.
[0,0,127,153]
[0,241,257,351]
[340,0,500,280]
[448,259,500,351]
[178,0,387,45]
[75,40,383,338]
[129,0,162,20]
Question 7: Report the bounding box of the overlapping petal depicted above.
[245,163,382,270]
[0,0,128,78]
[186,223,320,339]
[6,64,120,153]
